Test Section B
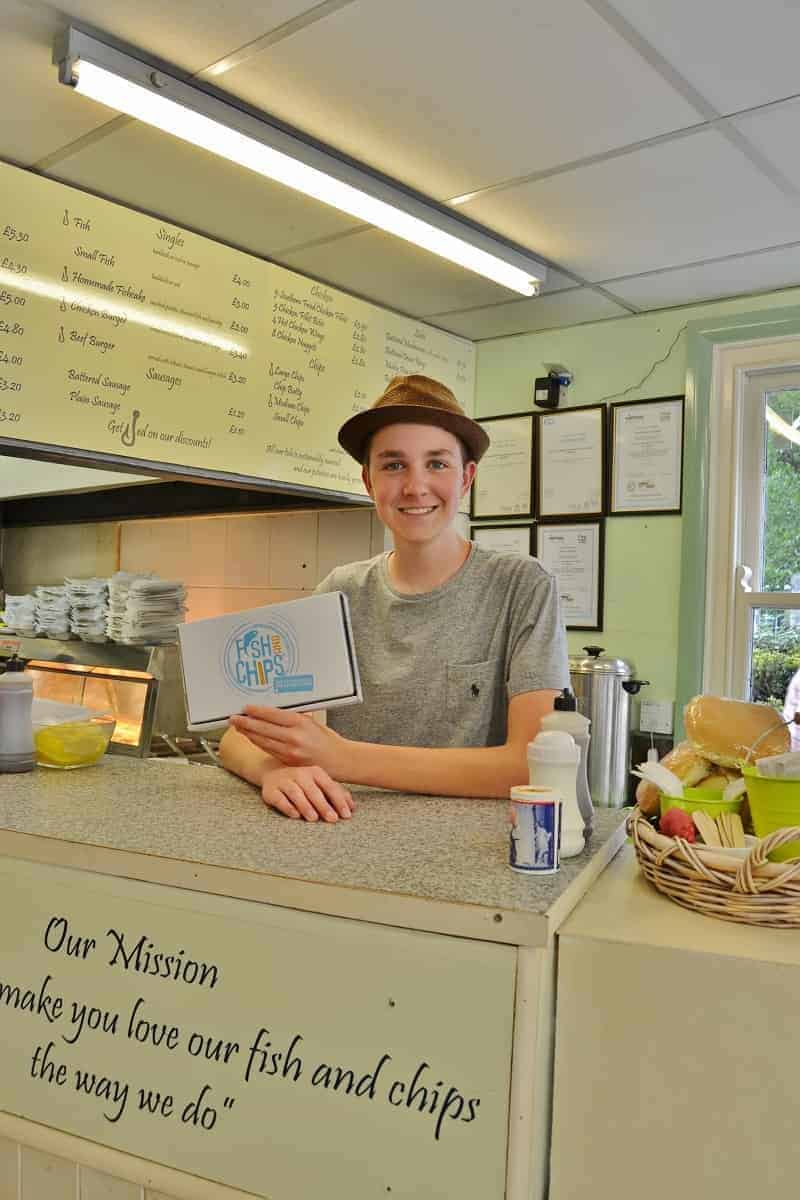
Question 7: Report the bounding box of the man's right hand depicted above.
[261,764,354,822]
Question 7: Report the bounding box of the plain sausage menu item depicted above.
[0,161,475,498]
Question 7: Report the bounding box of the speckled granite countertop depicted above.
[0,758,627,946]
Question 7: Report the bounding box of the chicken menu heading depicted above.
[0,161,475,498]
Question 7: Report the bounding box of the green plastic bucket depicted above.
[659,788,745,820]
[743,767,800,862]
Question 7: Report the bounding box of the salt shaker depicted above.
[527,729,584,857]
[0,655,35,774]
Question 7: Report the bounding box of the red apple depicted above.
[659,807,696,842]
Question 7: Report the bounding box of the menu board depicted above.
[0,161,475,499]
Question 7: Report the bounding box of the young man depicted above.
[219,375,569,820]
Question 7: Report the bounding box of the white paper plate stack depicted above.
[107,572,186,644]
[66,577,110,643]
[107,572,150,642]
[1,593,37,635]
[35,585,71,639]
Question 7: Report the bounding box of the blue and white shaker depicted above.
[509,786,562,874]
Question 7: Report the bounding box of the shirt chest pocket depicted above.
[446,659,500,711]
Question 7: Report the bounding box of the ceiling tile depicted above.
[732,99,800,191]
[458,128,800,282]
[223,0,701,200]
[277,230,575,316]
[0,1,113,165]
[603,246,800,311]
[430,290,629,340]
[56,0,317,73]
[607,0,800,113]
[49,120,360,256]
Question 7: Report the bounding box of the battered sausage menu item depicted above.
[0,161,475,498]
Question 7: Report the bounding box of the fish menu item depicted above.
[177,591,362,731]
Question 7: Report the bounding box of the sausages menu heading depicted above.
[0,161,475,498]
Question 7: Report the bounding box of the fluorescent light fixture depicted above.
[55,29,546,296]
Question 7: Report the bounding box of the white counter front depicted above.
[0,758,627,1200]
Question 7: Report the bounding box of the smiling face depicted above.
[362,422,476,550]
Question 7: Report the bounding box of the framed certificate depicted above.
[536,405,606,520]
[535,520,604,630]
[470,524,535,557]
[609,395,684,515]
[470,412,534,519]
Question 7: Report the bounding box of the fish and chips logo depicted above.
[223,620,299,696]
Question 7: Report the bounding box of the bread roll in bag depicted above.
[684,694,790,767]
[635,741,712,816]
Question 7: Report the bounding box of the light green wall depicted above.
[474,283,800,715]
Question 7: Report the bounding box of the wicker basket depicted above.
[627,806,800,928]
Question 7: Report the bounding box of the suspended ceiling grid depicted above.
[2,0,800,341]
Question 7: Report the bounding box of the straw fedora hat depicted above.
[338,374,490,464]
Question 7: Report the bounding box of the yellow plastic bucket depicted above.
[743,767,800,862]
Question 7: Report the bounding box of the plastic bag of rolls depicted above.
[635,694,791,817]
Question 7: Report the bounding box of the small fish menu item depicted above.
[177,591,362,731]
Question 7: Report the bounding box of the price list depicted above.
[0,160,475,498]
[0,220,30,428]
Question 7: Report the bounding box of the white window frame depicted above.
[705,335,800,697]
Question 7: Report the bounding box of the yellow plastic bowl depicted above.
[659,788,745,820]
[35,717,116,769]
[743,766,800,862]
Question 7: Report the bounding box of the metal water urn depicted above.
[568,646,647,808]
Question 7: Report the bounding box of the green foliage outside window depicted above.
[763,389,800,594]
[751,627,800,706]
[752,389,800,705]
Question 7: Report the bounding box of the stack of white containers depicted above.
[1,594,36,635]
[35,585,71,639]
[107,572,186,644]
[66,577,109,642]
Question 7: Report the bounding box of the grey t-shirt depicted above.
[316,544,569,749]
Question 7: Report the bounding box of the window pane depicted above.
[762,387,800,594]
[750,608,800,750]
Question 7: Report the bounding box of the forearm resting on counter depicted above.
[338,687,558,798]
[335,740,530,798]
[218,725,277,786]
[221,689,558,801]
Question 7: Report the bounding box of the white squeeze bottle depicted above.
[0,655,35,774]
[527,730,584,858]
[540,688,593,838]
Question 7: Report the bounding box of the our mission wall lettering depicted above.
[1,908,488,1145]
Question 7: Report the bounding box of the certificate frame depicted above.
[609,395,685,516]
[534,519,605,631]
[470,412,535,520]
[470,523,535,557]
[535,404,607,521]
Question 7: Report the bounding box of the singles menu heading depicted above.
[0,161,475,498]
